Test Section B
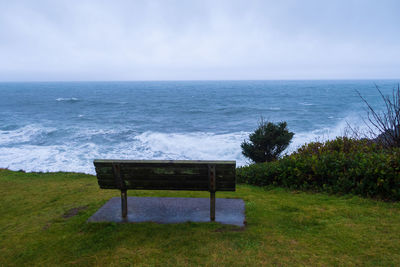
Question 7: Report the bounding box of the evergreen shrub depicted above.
[241,119,294,163]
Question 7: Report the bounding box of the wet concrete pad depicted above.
[88,197,245,226]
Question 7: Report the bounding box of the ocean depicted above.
[0,80,398,174]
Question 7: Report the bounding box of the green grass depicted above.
[1,169,400,266]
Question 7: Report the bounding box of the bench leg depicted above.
[121,190,128,218]
[210,192,215,221]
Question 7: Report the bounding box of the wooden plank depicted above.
[125,181,209,188]
[215,187,235,191]
[120,164,209,170]
[97,174,235,184]
[94,160,235,165]
[97,176,235,184]
[217,186,236,191]
[97,174,234,183]
[98,180,235,190]
[99,184,119,189]
[122,186,210,191]
[121,167,232,177]
[121,166,207,176]
[122,174,209,182]
[96,164,233,172]
[120,168,208,177]
[94,159,236,165]
[216,180,236,186]
[99,179,208,186]
[95,167,233,179]
[98,180,117,187]
[96,174,115,181]
[98,175,206,181]
[215,174,235,179]
[95,166,113,175]
[94,163,235,171]
[217,182,235,188]
[98,183,234,191]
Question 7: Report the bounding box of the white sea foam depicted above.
[0,115,370,174]
[0,129,250,174]
[135,131,249,163]
[0,144,101,173]
[0,125,56,145]
[299,102,314,106]
[56,97,80,102]
[288,114,369,152]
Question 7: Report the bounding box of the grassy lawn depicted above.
[1,169,400,266]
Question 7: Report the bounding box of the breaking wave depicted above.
[0,115,368,174]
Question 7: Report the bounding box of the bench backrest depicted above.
[93,160,236,192]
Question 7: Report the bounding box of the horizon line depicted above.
[1,78,400,83]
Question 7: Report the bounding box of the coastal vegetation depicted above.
[238,137,400,200]
[241,119,294,163]
[1,169,400,266]
[239,85,400,200]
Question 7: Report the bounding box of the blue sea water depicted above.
[0,80,398,173]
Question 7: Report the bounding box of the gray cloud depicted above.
[0,0,399,81]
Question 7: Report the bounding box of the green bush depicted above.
[237,137,400,200]
[294,137,383,155]
[241,119,294,163]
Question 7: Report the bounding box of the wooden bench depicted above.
[93,160,236,221]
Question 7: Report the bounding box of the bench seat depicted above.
[93,160,236,221]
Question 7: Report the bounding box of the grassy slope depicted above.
[0,169,400,266]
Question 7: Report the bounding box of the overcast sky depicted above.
[0,0,399,81]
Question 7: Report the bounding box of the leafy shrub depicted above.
[237,137,400,200]
[241,119,294,163]
[294,136,384,156]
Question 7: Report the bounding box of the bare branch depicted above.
[355,84,400,148]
